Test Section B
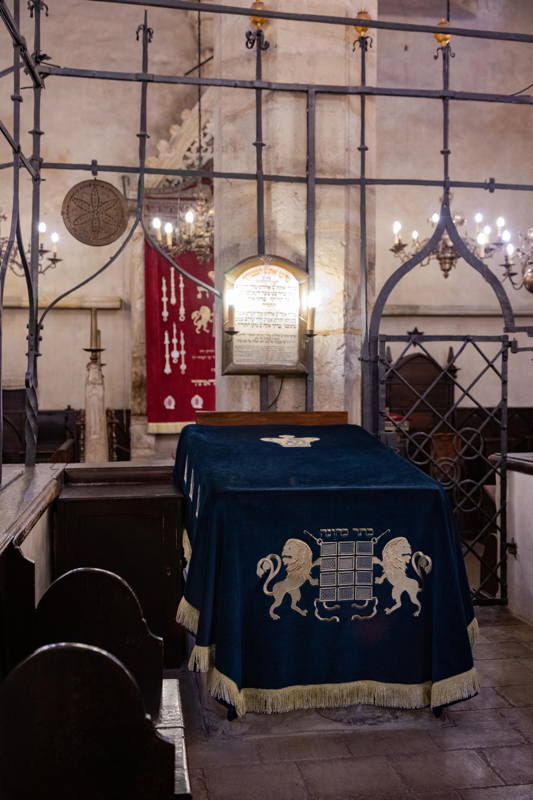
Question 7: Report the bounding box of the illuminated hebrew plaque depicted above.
[223,255,310,375]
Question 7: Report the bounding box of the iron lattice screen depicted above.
[378,332,510,604]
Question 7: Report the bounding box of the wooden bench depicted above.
[0,642,182,799]
[35,567,164,717]
[33,567,191,798]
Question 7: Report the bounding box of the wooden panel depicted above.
[54,486,184,666]
[196,411,348,426]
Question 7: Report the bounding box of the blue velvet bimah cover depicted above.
[175,424,478,717]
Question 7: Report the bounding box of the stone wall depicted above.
[1,0,531,423]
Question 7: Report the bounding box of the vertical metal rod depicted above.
[196,4,202,173]
[137,11,151,202]
[441,45,450,203]
[359,38,370,425]
[305,89,316,411]
[24,0,41,467]
[254,32,268,410]
[500,339,509,602]
[0,0,23,481]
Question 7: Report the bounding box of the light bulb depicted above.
[483,225,491,237]
[152,217,161,229]
[412,230,419,241]
[474,213,483,224]
[502,230,511,243]
[51,232,59,255]
[476,232,487,246]
[38,221,47,234]
[164,221,173,246]
[431,212,439,225]
[185,210,195,224]
[506,243,515,258]
[392,221,402,235]
[496,216,505,229]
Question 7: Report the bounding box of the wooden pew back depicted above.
[0,643,174,800]
[35,567,163,717]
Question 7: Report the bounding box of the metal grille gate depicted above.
[377,331,510,604]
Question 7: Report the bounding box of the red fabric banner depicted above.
[144,241,215,432]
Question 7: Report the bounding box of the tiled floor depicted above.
[180,607,533,799]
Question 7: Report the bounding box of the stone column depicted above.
[213,1,376,420]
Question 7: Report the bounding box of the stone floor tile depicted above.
[299,755,409,799]
[187,737,261,769]
[476,660,533,688]
[344,729,438,757]
[498,707,533,736]
[188,768,209,800]
[504,629,533,645]
[204,762,309,800]
[257,733,350,763]
[474,642,533,660]
[429,722,525,750]
[449,688,510,710]
[476,608,522,627]
[460,786,533,799]
[483,745,533,784]
[479,627,533,644]
[495,685,533,707]
[317,704,449,731]
[447,709,508,725]
[391,751,502,791]
[413,793,462,799]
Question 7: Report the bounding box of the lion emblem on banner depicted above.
[373,536,432,617]
[257,539,320,620]
[191,305,213,334]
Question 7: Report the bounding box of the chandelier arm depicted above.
[141,218,220,298]
[443,207,516,332]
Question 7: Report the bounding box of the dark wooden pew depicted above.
[32,567,191,798]
[35,567,164,717]
[0,642,175,800]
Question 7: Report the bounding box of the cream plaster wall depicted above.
[1,0,197,409]
[375,1,533,320]
[1,1,531,422]
[213,0,377,419]
[507,469,533,626]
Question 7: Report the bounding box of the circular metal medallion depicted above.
[61,179,129,246]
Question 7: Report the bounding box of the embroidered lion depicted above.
[191,305,212,334]
[257,538,320,620]
[373,536,432,617]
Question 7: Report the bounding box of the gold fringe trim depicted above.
[468,617,479,649]
[188,644,215,672]
[176,596,199,635]
[207,666,479,718]
[431,667,479,708]
[182,529,192,563]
